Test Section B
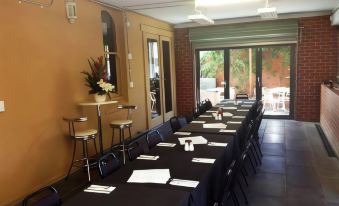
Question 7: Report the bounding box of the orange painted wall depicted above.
[0,1,173,205]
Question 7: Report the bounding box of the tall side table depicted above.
[78,101,118,156]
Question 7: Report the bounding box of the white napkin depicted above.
[219,129,237,133]
[191,121,206,123]
[237,109,249,112]
[207,142,228,147]
[84,185,116,194]
[199,115,212,117]
[157,142,176,147]
[192,158,216,164]
[203,123,227,129]
[174,132,191,135]
[243,101,253,104]
[169,179,199,188]
[137,155,159,160]
[205,111,215,113]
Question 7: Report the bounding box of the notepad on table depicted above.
[174,132,191,135]
[232,116,245,118]
[237,109,249,112]
[192,158,216,164]
[222,107,237,110]
[178,136,208,145]
[227,121,242,124]
[203,123,227,129]
[223,112,233,117]
[207,142,228,147]
[127,169,170,184]
[169,179,199,188]
[219,129,237,133]
[191,120,206,123]
[157,142,176,147]
[241,105,252,108]
[84,185,116,194]
[136,155,159,160]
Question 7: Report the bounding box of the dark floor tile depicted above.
[286,150,314,166]
[240,194,286,206]
[259,155,286,174]
[266,120,285,127]
[262,143,285,156]
[286,166,321,188]
[285,140,311,151]
[247,172,286,197]
[287,196,327,206]
[320,177,339,203]
[263,134,285,144]
[265,126,285,134]
[287,185,324,198]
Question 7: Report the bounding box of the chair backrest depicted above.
[156,121,173,140]
[253,108,265,140]
[235,122,253,152]
[117,105,137,120]
[98,153,121,178]
[22,186,61,206]
[128,141,145,160]
[63,116,88,137]
[170,116,187,132]
[146,130,162,149]
[216,160,236,205]
[236,93,249,100]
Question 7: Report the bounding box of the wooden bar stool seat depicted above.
[110,105,137,165]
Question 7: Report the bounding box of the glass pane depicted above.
[199,50,224,105]
[101,11,117,90]
[162,40,173,113]
[229,48,256,100]
[148,39,161,119]
[261,47,290,116]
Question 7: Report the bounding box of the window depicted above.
[101,11,118,91]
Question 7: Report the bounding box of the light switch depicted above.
[129,82,134,88]
[128,53,133,60]
[0,101,4,112]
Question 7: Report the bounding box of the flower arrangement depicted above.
[81,56,115,99]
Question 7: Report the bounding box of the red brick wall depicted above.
[174,16,338,121]
[296,16,338,121]
[174,28,195,116]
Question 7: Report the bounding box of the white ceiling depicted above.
[99,0,339,25]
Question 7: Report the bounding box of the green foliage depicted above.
[262,47,290,72]
[200,50,224,78]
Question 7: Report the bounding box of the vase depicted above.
[94,93,107,103]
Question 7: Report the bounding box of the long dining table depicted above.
[63,99,257,206]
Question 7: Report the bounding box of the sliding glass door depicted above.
[197,45,294,118]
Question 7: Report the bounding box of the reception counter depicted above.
[320,84,339,156]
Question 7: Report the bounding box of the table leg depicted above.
[96,105,104,156]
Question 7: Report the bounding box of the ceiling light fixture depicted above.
[196,0,259,7]
[257,0,278,19]
[188,13,214,25]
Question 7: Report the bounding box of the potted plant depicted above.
[81,56,115,102]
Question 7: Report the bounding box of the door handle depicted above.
[257,77,260,88]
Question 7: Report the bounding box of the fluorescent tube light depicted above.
[196,0,258,7]
[257,7,278,19]
[188,14,214,25]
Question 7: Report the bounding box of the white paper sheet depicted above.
[223,112,233,117]
[243,101,253,104]
[207,142,228,147]
[192,158,216,164]
[191,121,206,123]
[222,107,237,110]
[227,121,242,124]
[203,123,227,129]
[127,169,170,184]
[169,179,199,188]
[205,111,215,113]
[174,132,191,135]
[219,129,237,133]
[178,136,208,145]
[157,142,176,147]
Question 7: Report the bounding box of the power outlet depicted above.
[129,81,134,88]
[128,53,133,60]
[0,101,4,112]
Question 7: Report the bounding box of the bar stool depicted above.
[63,116,98,182]
[110,105,137,165]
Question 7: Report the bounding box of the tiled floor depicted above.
[235,119,339,206]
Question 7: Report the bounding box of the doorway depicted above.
[197,45,295,118]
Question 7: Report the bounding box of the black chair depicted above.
[22,186,61,206]
[235,94,249,100]
[127,141,145,161]
[170,116,187,132]
[251,108,265,158]
[156,121,173,140]
[146,130,162,149]
[98,153,121,178]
